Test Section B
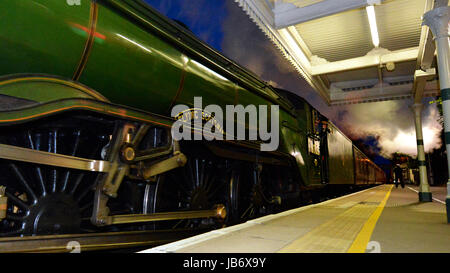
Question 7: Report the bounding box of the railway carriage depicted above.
[0,0,385,237]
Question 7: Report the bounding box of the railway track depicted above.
[0,229,207,253]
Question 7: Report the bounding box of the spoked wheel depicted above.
[144,157,229,230]
[0,115,112,236]
[225,166,241,224]
[236,164,280,221]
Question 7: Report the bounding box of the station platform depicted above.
[140,184,450,253]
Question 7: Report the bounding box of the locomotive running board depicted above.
[0,143,111,172]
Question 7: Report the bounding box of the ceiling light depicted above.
[366,5,380,48]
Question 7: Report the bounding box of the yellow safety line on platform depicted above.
[347,184,393,253]
[277,185,393,253]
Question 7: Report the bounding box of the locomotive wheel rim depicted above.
[0,116,111,237]
[22,193,81,235]
[144,157,228,229]
[237,165,275,221]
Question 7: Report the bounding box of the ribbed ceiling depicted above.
[376,0,424,51]
[295,7,373,62]
[294,0,426,62]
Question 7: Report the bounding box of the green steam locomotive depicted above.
[0,0,385,237]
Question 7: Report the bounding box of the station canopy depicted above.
[234,0,446,105]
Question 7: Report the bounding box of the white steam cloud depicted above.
[330,100,442,157]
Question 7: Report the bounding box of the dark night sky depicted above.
[144,0,227,51]
[143,0,442,160]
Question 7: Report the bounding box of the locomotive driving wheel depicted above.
[143,157,230,229]
[232,163,282,221]
[0,115,112,237]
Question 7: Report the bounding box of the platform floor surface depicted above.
[142,185,450,253]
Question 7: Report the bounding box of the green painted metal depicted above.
[79,3,185,114]
[0,97,174,127]
[326,122,355,185]
[0,0,90,79]
[0,75,107,103]
[0,76,174,127]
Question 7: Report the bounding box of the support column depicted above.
[412,103,432,202]
[423,5,450,222]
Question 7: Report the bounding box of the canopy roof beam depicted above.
[329,78,439,105]
[310,47,419,76]
[413,68,437,103]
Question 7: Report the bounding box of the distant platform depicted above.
[140,185,450,253]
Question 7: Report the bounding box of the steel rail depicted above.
[0,229,205,253]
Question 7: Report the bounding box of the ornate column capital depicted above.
[422,6,450,39]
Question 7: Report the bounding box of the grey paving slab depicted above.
[370,186,450,253]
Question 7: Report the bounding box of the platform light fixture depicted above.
[366,5,380,48]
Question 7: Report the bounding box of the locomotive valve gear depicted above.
[214,204,227,219]
[101,123,138,198]
[92,122,187,226]
[92,123,136,226]
[271,196,282,205]
[0,186,7,220]
[120,144,136,163]
[140,152,188,179]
